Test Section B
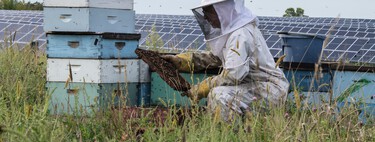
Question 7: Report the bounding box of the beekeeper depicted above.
[162,0,289,121]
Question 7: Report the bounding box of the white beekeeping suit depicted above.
[192,0,289,121]
[163,0,289,121]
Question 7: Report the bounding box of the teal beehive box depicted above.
[151,72,216,107]
[47,82,139,115]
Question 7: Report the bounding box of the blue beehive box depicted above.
[283,69,332,92]
[278,32,325,64]
[47,33,141,59]
[287,91,330,107]
[333,71,375,104]
[47,82,139,115]
[337,102,375,123]
[44,7,135,33]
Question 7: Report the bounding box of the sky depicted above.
[29,0,375,19]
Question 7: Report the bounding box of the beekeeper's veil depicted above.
[192,0,257,57]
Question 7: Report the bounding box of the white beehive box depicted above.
[43,7,135,33]
[44,0,134,10]
[47,58,143,83]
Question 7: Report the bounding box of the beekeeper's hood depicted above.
[192,0,257,57]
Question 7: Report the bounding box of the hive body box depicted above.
[284,69,375,104]
[43,7,135,33]
[47,82,139,115]
[44,0,134,9]
[287,91,330,107]
[47,33,141,59]
[47,58,146,83]
[333,71,375,104]
[283,66,375,121]
[333,71,375,122]
[283,69,333,92]
[47,58,151,114]
[44,0,147,113]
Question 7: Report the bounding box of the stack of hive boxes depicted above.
[44,0,151,115]
[278,32,331,106]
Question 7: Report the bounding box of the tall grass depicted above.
[0,43,375,141]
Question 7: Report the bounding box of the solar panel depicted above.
[1,10,375,64]
[321,50,332,61]
[273,26,283,31]
[162,34,184,48]
[269,49,281,57]
[281,26,292,32]
[272,40,282,49]
[358,28,367,32]
[159,33,175,43]
[171,28,182,33]
[364,39,375,49]
[336,31,348,36]
[21,17,31,21]
[12,32,26,42]
[355,32,367,38]
[191,29,202,35]
[318,29,329,34]
[366,33,375,38]
[181,29,193,34]
[305,24,314,28]
[0,31,10,41]
[314,25,323,29]
[4,23,23,31]
[176,41,192,49]
[351,50,366,62]
[308,28,319,34]
[362,51,375,62]
[265,25,275,30]
[346,31,357,36]
[367,28,375,32]
[19,33,36,42]
[328,51,345,61]
[18,25,37,33]
[290,27,301,32]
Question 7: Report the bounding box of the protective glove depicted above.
[182,77,212,102]
[161,53,192,72]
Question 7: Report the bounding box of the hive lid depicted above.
[277,31,326,39]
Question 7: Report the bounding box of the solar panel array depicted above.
[0,10,45,49]
[1,10,375,64]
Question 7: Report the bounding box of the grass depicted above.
[0,45,375,141]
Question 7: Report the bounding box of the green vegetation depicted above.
[0,44,374,141]
[0,0,43,10]
[283,7,306,17]
[145,25,165,51]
